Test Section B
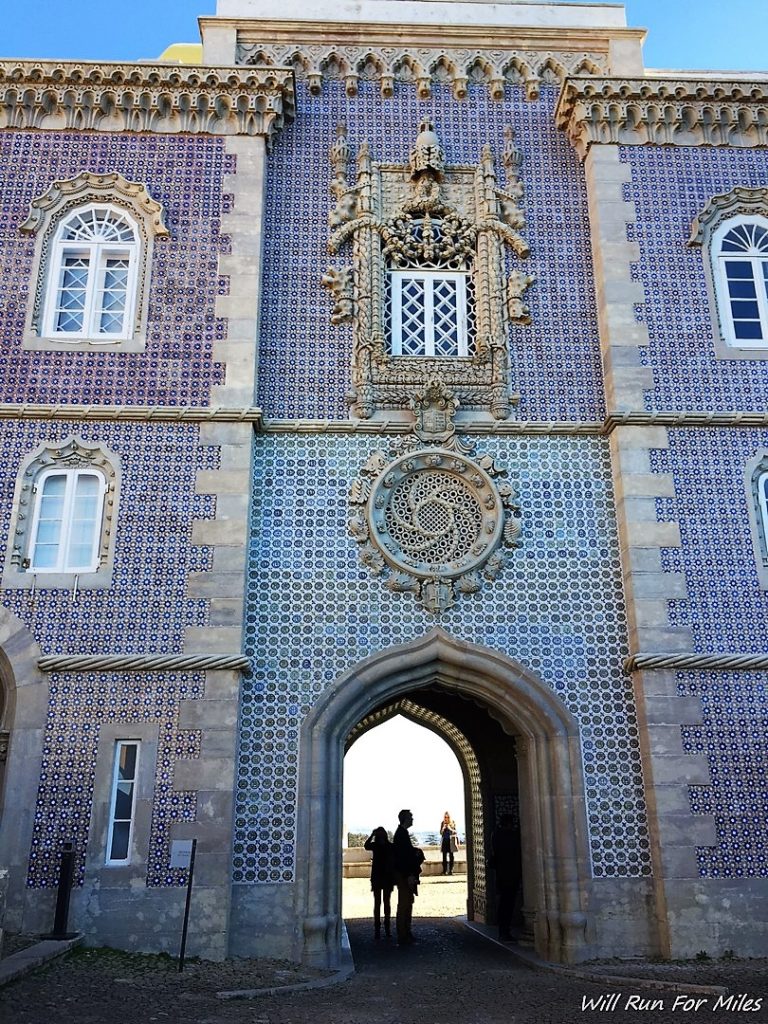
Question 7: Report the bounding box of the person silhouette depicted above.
[439,811,459,875]
[392,808,425,946]
[363,826,394,940]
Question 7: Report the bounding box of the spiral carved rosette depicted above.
[349,445,521,612]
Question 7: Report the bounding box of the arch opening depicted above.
[294,628,592,968]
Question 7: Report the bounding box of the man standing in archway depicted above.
[392,808,425,946]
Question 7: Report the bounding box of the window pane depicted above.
[726,277,757,299]
[399,278,427,355]
[31,475,66,569]
[119,743,138,779]
[65,473,101,569]
[734,320,764,340]
[724,261,753,280]
[109,820,130,861]
[55,254,90,333]
[730,300,760,319]
[114,781,135,819]
[97,256,129,334]
[432,278,460,356]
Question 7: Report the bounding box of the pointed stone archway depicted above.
[294,628,592,967]
[0,610,47,933]
[347,697,487,920]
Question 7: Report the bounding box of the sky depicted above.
[0,1,766,71]
[343,715,465,838]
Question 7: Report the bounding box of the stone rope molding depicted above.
[0,61,295,140]
[37,653,250,673]
[624,652,768,673]
[556,77,768,160]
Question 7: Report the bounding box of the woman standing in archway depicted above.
[439,810,459,875]
[364,826,395,939]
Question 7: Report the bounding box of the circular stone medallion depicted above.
[367,449,504,580]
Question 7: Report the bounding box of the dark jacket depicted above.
[364,834,395,892]
[392,824,424,877]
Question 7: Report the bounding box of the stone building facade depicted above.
[0,0,766,966]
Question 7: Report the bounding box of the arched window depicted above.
[2,437,120,590]
[714,217,768,347]
[19,171,168,352]
[43,205,139,341]
[28,467,107,573]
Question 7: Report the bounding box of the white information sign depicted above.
[170,839,194,870]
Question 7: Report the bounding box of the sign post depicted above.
[171,838,196,972]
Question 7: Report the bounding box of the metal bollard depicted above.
[51,842,75,939]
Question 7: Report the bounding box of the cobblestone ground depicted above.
[2,877,767,1024]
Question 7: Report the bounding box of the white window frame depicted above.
[389,270,469,357]
[712,215,768,350]
[41,203,140,344]
[27,467,107,574]
[106,740,140,866]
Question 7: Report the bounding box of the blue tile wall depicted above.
[236,434,650,883]
[0,421,216,652]
[259,83,604,421]
[652,429,768,874]
[0,133,231,406]
[679,672,768,879]
[28,670,204,889]
[651,428,768,652]
[622,146,768,412]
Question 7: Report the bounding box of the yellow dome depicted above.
[156,43,203,65]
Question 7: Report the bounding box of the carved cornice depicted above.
[3,406,768,433]
[0,61,295,140]
[236,39,606,101]
[557,77,768,160]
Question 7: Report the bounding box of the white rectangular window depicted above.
[106,741,140,865]
[29,469,106,573]
[389,270,470,357]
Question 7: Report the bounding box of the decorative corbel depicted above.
[321,266,354,324]
[507,270,536,325]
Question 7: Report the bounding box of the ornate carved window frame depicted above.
[322,121,534,422]
[19,171,169,352]
[2,436,121,591]
[689,187,768,360]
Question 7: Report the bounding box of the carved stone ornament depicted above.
[0,61,295,141]
[0,731,7,763]
[348,379,521,613]
[556,77,768,162]
[322,120,534,421]
[237,42,606,101]
[688,186,768,246]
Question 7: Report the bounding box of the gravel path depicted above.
[2,877,766,1024]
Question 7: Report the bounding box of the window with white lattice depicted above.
[2,437,120,591]
[42,205,139,341]
[28,468,107,573]
[387,271,471,357]
[20,172,168,352]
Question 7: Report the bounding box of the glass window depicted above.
[715,218,768,346]
[388,270,471,357]
[28,469,105,573]
[106,741,140,865]
[44,206,138,341]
